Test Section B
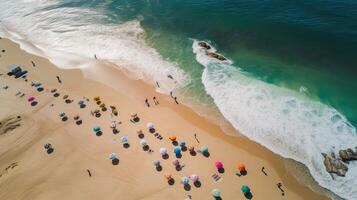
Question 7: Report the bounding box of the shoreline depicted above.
[0,38,330,199]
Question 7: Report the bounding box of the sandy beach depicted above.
[0,38,328,200]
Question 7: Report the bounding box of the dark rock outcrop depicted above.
[198,41,211,50]
[339,148,357,163]
[206,51,227,61]
[322,153,348,178]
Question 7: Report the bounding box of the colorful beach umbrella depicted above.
[120,136,128,143]
[174,147,181,155]
[159,147,167,155]
[188,146,195,152]
[27,96,35,102]
[181,177,189,185]
[215,161,223,169]
[78,100,84,105]
[238,163,246,171]
[241,185,250,194]
[146,122,154,129]
[59,112,66,117]
[200,146,208,153]
[172,159,180,166]
[190,174,199,182]
[153,160,160,166]
[110,122,116,129]
[169,135,177,142]
[93,96,100,101]
[164,173,172,180]
[93,125,101,133]
[212,188,221,197]
[140,139,147,146]
[109,152,117,160]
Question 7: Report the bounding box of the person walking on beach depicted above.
[174,96,179,104]
[31,61,36,67]
[86,169,92,177]
[56,76,62,84]
[277,182,285,196]
[94,54,97,59]
[261,166,267,176]
[153,96,159,105]
[156,81,160,88]
[145,98,150,107]
[194,133,200,143]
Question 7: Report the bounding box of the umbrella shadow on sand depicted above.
[96,131,103,136]
[244,192,253,199]
[193,181,201,188]
[156,165,162,172]
[112,158,119,165]
[162,154,169,160]
[218,168,225,174]
[168,178,175,185]
[47,148,54,154]
[183,184,191,191]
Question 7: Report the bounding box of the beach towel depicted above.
[211,173,222,182]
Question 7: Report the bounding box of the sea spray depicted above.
[193,40,357,200]
[0,0,190,94]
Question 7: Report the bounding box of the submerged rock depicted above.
[322,153,348,178]
[339,148,357,163]
[198,41,211,50]
[206,51,226,61]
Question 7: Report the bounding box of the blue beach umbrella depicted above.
[241,185,250,194]
[200,146,208,153]
[120,136,128,143]
[109,152,117,160]
[174,147,181,155]
[93,125,101,133]
[181,177,189,185]
[78,100,84,105]
[212,188,221,197]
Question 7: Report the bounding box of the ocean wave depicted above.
[192,40,357,200]
[0,0,190,93]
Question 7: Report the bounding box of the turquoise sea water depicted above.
[0,0,356,199]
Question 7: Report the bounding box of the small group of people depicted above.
[145,96,159,107]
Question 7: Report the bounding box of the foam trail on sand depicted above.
[0,0,189,93]
[193,40,357,200]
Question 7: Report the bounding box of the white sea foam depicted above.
[193,40,357,200]
[0,0,189,93]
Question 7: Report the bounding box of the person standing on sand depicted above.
[156,81,160,88]
[194,133,199,143]
[145,98,150,107]
[277,182,285,196]
[170,91,173,98]
[174,96,179,104]
[153,96,159,105]
[261,166,267,176]
[86,169,92,177]
[31,61,35,67]
[94,54,97,59]
[56,76,62,83]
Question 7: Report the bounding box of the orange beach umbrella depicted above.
[238,163,246,171]
[169,135,177,142]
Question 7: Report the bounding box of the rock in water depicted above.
[339,148,357,162]
[198,41,211,50]
[206,51,227,61]
[322,153,348,177]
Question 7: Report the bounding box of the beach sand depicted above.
[0,38,328,200]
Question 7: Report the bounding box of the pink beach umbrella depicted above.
[190,174,199,182]
[27,96,35,102]
[172,159,180,166]
[160,147,167,155]
[215,161,223,169]
[146,122,154,129]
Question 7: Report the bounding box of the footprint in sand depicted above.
[0,116,22,135]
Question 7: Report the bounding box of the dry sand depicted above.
[0,38,328,200]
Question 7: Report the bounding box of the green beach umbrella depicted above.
[211,188,221,197]
[200,146,208,153]
[241,185,250,194]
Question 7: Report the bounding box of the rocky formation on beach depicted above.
[322,148,357,178]
[322,153,348,178]
[198,41,211,50]
[206,51,227,61]
[339,148,357,162]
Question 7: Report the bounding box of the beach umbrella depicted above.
[174,147,181,155]
[159,147,167,155]
[120,136,128,143]
[241,185,250,194]
[172,159,180,166]
[27,96,35,102]
[93,125,101,133]
[164,173,172,180]
[212,189,221,197]
[110,122,116,129]
[109,152,117,160]
[146,122,154,129]
[78,100,84,105]
[200,146,208,153]
[188,146,195,152]
[169,135,177,142]
[99,103,106,108]
[181,177,189,185]
[153,160,160,167]
[180,142,186,147]
[93,96,100,101]
[73,115,80,120]
[63,95,69,99]
[190,174,199,182]
[140,139,147,146]
[238,163,246,171]
[215,161,223,169]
